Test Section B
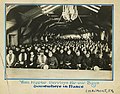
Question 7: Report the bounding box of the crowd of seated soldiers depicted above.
[6,36,112,70]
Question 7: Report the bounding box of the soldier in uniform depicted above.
[73,50,83,69]
[37,50,48,69]
[28,51,37,68]
[56,49,64,69]
[63,50,73,69]
[17,48,28,68]
[6,49,16,68]
[47,51,58,69]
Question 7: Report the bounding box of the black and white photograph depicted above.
[5,4,113,80]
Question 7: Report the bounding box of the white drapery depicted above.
[62,5,78,21]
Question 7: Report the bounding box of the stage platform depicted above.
[5,68,112,80]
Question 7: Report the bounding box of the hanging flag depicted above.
[40,5,61,14]
[40,5,101,14]
[81,5,102,13]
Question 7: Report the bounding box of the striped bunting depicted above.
[6,5,102,16]
[40,5,101,14]
[6,5,19,15]
[81,5,102,13]
[40,5,61,14]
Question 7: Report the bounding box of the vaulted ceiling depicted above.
[6,4,112,43]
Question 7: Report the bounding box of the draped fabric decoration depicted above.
[6,5,18,15]
[62,5,78,21]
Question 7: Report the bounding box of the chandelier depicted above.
[62,5,78,22]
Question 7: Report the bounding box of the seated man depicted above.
[83,52,92,70]
[57,49,64,69]
[63,50,73,69]
[28,51,37,68]
[47,51,58,69]
[73,50,83,70]
[17,48,27,68]
[6,49,16,68]
[92,52,104,70]
[37,50,48,69]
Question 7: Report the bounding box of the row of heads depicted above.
[8,48,111,58]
